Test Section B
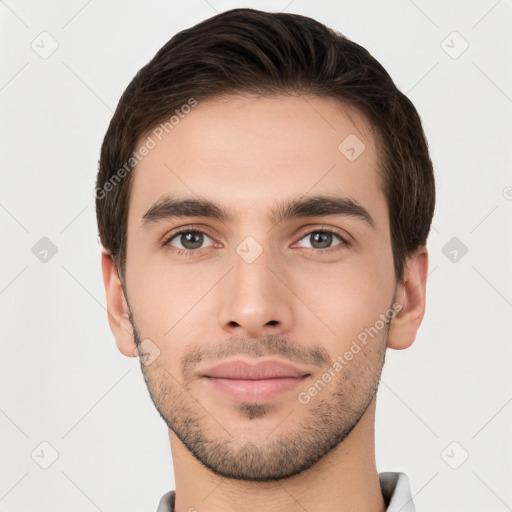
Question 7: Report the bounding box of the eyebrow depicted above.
[141,194,376,231]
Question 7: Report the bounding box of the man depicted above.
[96,8,435,512]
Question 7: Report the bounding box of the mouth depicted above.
[200,359,312,404]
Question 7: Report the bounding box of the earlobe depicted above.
[101,250,137,357]
[387,247,429,350]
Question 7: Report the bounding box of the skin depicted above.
[101,94,428,512]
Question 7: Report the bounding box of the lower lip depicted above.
[204,376,310,403]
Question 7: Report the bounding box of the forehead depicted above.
[128,94,387,230]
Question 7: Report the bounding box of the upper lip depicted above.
[202,359,311,380]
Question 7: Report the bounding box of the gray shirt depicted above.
[156,471,415,512]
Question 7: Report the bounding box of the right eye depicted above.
[164,229,216,253]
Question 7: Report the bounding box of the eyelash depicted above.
[162,226,351,257]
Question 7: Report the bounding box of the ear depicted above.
[101,249,137,357]
[387,246,429,350]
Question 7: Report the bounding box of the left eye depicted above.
[297,230,345,250]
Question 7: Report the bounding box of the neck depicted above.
[169,399,386,512]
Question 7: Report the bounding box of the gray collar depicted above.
[157,471,415,512]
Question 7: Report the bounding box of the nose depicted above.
[216,245,294,338]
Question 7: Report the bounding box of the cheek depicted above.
[126,257,216,346]
[288,252,394,345]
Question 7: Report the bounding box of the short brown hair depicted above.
[96,7,435,284]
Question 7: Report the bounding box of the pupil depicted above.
[311,232,331,249]
[182,232,203,249]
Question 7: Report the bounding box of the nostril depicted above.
[266,320,278,326]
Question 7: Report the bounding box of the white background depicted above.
[1,0,511,511]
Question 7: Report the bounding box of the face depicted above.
[123,94,398,481]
